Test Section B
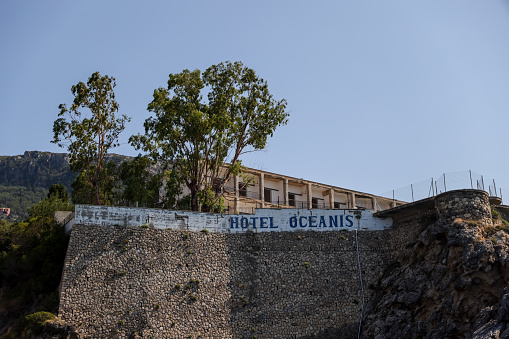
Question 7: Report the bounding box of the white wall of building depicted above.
[75,205,392,233]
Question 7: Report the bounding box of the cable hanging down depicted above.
[355,229,365,339]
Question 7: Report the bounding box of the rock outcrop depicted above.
[0,151,132,191]
[362,190,509,339]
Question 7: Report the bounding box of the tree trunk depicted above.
[190,188,199,211]
[94,168,102,205]
[95,185,101,205]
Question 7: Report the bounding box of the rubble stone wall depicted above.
[435,189,492,225]
[59,226,395,338]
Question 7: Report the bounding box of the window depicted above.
[212,178,223,194]
[334,202,344,209]
[288,193,296,207]
[264,188,272,203]
[312,197,324,209]
[239,183,247,197]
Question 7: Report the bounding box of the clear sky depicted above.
[1,0,509,200]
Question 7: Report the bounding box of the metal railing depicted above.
[221,203,356,215]
[380,170,506,204]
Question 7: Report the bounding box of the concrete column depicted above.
[307,183,312,209]
[259,173,265,208]
[350,192,356,209]
[372,197,377,212]
[234,175,239,213]
[329,189,334,209]
[283,178,289,207]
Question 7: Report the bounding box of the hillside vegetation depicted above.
[0,186,48,221]
[0,151,132,220]
[0,190,73,338]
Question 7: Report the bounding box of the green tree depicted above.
[117,156,163,208]
[47,183,69,202]
[52,72,130,205]
[29,187,73,219]
[130,61,288,211]
[0,188,72,336]
[70,160,118,205]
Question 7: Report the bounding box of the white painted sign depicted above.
[75,205,392,233]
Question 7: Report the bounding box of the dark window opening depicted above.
[239,183,247,197]
[212,178,223,194]
[334,202,344,209]
[288,193,296,207]
[312,197,324,209]
[264,188,272,203]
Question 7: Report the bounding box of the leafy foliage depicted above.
[22,311,56,336]
[131,61,288,211]
[71,160,118,205]
[0,185,48,221]
[0,187,72,337]
[116,156,163,208]
[52,72,131,205]
[47,183,69,202]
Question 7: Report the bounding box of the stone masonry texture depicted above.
[59,227,396,338]
[58,189,490,338]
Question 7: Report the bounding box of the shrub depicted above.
[23,311,55,335]
[189,278,200,286]
[492,207,501,219]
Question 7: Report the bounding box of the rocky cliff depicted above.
[362,190,509,339]
[0,151,75,191]
[0,151,132,191]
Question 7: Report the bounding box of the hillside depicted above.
[0,151,131,220]
[0,152,75,191]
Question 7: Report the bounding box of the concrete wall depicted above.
[75,205,393,233]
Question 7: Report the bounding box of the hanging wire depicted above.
[356,229,365,339]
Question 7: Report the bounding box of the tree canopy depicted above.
[130,61,288,211]
[52,72,130,205]
[116,155,163,208]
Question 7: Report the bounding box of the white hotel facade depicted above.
[209,167,405,214]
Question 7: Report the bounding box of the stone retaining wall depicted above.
[59,226,395,338]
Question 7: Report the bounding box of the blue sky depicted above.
[1,1,509,200]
